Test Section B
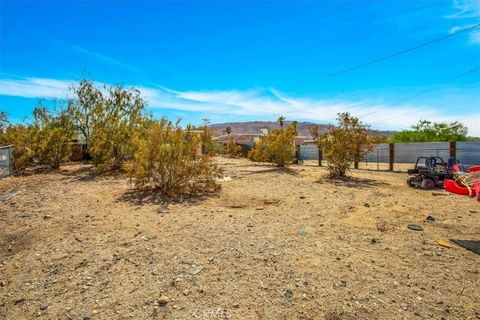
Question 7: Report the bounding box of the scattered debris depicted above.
[263,198,280,205]
[158,295,169,306]
[377,222,389,233]
[157,203,169,213]
[229,204,247,209]
[450,240,480,255]
[284,288,294,298]
[407,224,424,231]
[436,240,453,248]
[191,266,204,275]
[0,192,17,201]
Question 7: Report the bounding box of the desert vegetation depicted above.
[125,119,221,197]
[388,120,474,142]
[311,113,379,178]
[0,80,221,197]
[248,117,297,167]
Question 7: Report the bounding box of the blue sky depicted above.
[0,0,479,135]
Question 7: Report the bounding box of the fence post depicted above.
[318,146,322,167]
[295,145,300,164]
[7,146,13,176]
[449,141,456,158]
[389,143,394,171]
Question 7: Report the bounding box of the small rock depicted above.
[371,238,378,244]
[378,288,386,294]
[364,203,370,207]
[43,215,52,220]
[232,303,240,308]
[39,304,48,310]
[14,298,25,305]
[284,288,294,298]
[182,289,191,296]
[299,196,306,199]
[191,266,204,275]
[425,215,435,222]
[158,295,169,306]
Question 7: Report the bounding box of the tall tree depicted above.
[278,116,286,128]
[66,79,104,148]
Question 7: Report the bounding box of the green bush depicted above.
[88,86,148,172]
[0,125,34,173]
[312,113,378,178]
[31,108,75,169]
[249,122,297,167]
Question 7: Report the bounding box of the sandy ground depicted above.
[0,157,479,320]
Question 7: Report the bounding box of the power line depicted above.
[323,23,480,78]
[363,66,480,126]
[388,66,480,106]
[277,24,480,120]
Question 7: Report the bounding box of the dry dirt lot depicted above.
[0,157,479,320]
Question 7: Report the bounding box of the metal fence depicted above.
[0,145,13,178]
[300,141,480,171]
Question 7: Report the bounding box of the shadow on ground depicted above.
[316,175,389,189]
[117,188,213,207]
[240,166,300,176]
[59,163,123,182]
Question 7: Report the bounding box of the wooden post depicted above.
[449,141,456,158]
[388,143,394,171]
[295,145,300,164]
[318,146,322,166]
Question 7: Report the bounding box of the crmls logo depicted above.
[192,308,232,319]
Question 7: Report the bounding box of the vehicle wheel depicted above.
[421,178,435,190]
[407,177,416,187]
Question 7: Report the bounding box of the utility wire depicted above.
[277,24,480,120]
[362,66,480,126]
[323,23,480,78]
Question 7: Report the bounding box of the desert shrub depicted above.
[312,113,378,178]
[198,124,218,156]
[30,107,75,169]
[89,86,148,172]
[223,137,241,157]
[0,124,34,173]
[249,122,297,167]
[125,119,221,197]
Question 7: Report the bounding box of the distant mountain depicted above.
[210,121,393,139]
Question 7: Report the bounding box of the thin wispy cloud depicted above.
[445,0,480,19]
[71,45,141,73]
[446,0,480,44]
[0,76,479,136]
[32,29,142,73]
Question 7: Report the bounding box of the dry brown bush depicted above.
[125,119,221,197]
